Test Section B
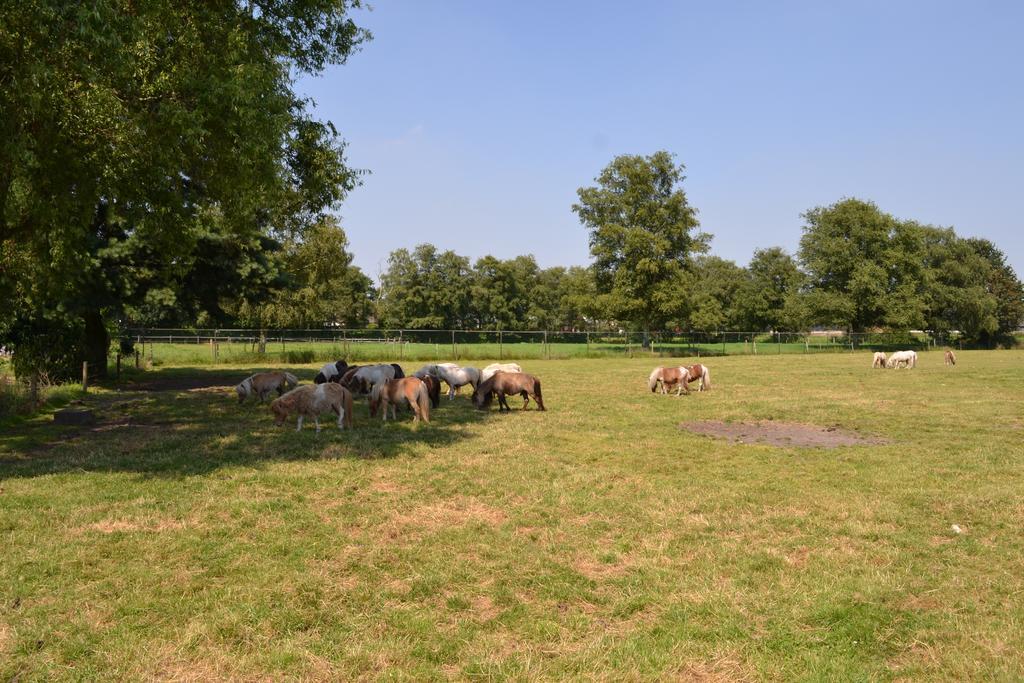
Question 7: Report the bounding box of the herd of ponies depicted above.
[234,361,543,432]
[232,347,959,432]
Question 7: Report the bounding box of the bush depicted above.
[285,350,316,364]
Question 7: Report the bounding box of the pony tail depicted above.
[648,367,661,392]
[702,366,712,390]
[418,384,430,423]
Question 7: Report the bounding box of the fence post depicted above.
[149,341,154,367]
[343,329,348,358]
[135,350,140,369]
[399,330,404,360]
[451,330,456,360]
[778,332,781,354]
[544,330,549,359]
[82,361,89,392]
[586,331,590,355]
[499,330,503,360]
[116,353,121,380]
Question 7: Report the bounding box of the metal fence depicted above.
[119,328,959,365]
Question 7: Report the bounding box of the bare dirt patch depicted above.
[680,420,888,448]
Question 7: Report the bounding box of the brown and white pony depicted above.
[236,371,299,404]
[369,377,431,422]
[648,364,711,395]
[872,352,887,369]
[270,383,353,432]
[648,366,687,395]
[944,350,957,366]
[473,371,545,412]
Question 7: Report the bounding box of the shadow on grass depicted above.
[0,366,495,480]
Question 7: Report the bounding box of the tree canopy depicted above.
[572,151,709,342]
[0,0,370,377]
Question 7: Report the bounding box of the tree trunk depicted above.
[82,309,109,379]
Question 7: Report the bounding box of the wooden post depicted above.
[399,330,404,360]
[544,330,549,359]
[498,330,503,360]
[116,353,121,379]
[778,332,782,354]
[135,350,140,369]
[82,361,89,392]
[451,330,456,360]
[586,331,590,355]
[29,373,39,405]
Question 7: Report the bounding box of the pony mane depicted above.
[648,367,662,391]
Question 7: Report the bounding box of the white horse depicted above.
[413,362,459,380]
[886,350,917,369]
[871,352,887,369]
[349,364,396,393]
[481,362,522,383]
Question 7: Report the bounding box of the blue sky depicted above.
[298,1,1024,279]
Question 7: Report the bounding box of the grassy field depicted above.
[1,351,1022,680]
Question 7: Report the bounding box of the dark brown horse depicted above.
[473,371,545,412]
[419,374,441,409]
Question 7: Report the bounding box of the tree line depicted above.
[2,5,1022,380]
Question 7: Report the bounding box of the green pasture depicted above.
[1,351,1022,679]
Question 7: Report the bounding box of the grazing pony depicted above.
[343,364,396,394]
[886,350,918,369]
[414,362,459,379]
[419,375,442,409]
[369,377,431,422]
[314,360,348,384]
[437,364,481,399]
[648,366,686,395]
[944,350,957,366]
[683,364,712,392]
[270,383,353,432]
[648,365,711,395]
[872,352,887,369]
[236,371,298,404]
[481,362,522,383]
[473,371,545,412]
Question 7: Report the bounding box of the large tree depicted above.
[0,1,369,378]
[244,217,373,329]
[736,247,804,331]
[798,199,928,331]
[573,151,708,344]
[377,244,472,329]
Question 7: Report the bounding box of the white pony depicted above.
[415,363,480,399]
[481,363,522,383]
[871,352,887,369]
[886,350,917,369]
[349,364,396,393]
[413,362,459,380]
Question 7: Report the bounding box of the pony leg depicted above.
[336,407,344,430]
[521,391,530,410]
[314,417,321,434]
[296,415,304,432]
